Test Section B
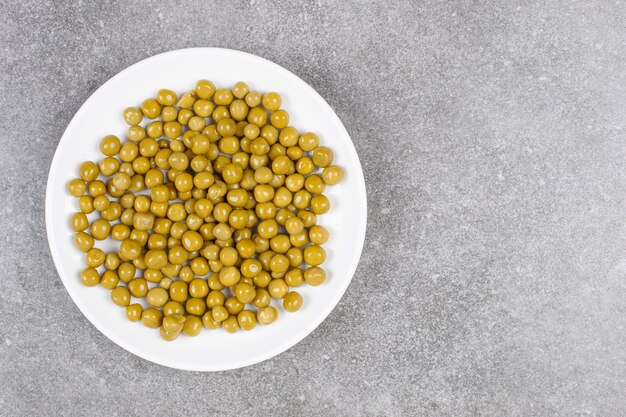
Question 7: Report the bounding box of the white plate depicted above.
[46,48,367,371]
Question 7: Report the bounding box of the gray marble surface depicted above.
[1,1,625,416]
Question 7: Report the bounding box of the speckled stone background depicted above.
[1,0,625,416]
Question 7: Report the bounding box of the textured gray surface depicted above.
[0,0,625,415]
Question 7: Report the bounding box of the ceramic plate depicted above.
[46,48,367,371]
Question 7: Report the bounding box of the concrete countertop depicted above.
[0,1,624,415]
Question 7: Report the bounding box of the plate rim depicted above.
[45,47,367,371]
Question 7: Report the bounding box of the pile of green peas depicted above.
[68,80,344,341]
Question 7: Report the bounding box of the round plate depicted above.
[46,48,367,371]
